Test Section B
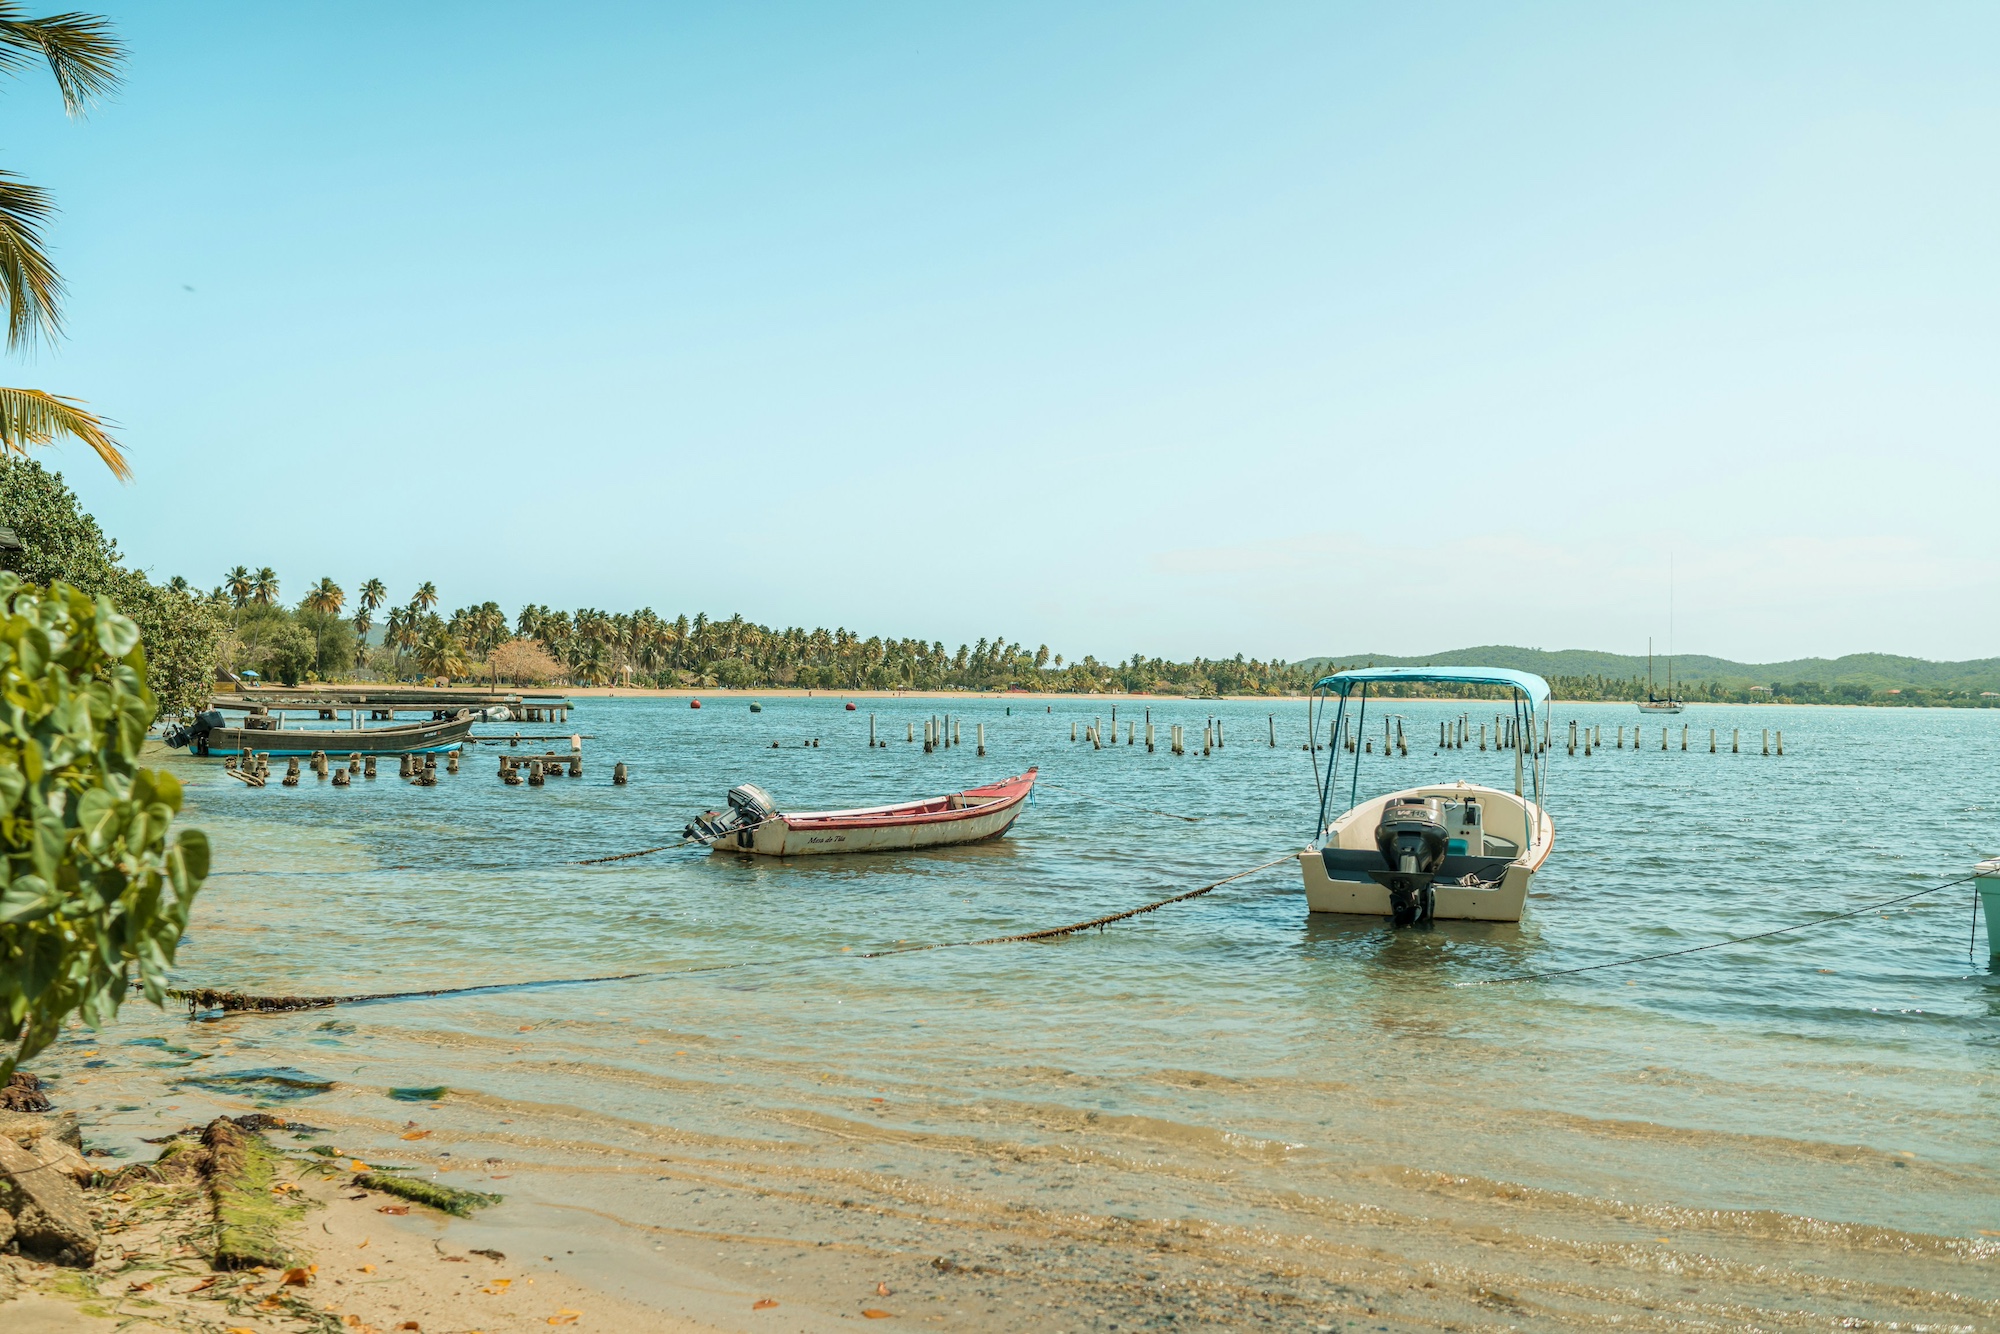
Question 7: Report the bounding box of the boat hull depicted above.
[193,716,474,758]
[709,769,1036,857]
[1300,781,1553,923]
[1979,860,2000,960]
[1299,848,1534,921]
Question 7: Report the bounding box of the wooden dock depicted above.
[210,685,575,723]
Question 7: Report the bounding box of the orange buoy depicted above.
[690,699,702,709]
[845,702,857,711]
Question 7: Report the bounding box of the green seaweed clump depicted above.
[204,1118,305,1267]
[353,1171,501,1217]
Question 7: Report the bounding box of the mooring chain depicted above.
[1457,874,1978,986]
[165,849,1303,1014]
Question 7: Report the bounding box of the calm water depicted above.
[41,697,2000,1330]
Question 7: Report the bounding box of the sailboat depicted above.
[1637,637,1683,714]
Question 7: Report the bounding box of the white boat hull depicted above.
[705,770,1037,857]
[1300,781,1553,923]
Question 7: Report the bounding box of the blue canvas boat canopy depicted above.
[1312,666,1550,711]
[1305,664,1553,850]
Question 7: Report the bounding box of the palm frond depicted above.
[0,6,123,115]
[0,171,62,348]
[0,383,124,478]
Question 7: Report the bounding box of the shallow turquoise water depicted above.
[38,696,2000,1328]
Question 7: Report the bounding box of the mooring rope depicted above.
[165,850,1301,1014]
[1457,874,1978,986]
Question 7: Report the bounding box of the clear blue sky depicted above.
[16,2,1999,663]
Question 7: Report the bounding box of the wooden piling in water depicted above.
[1617,726,1624,749]
[1762,728,1769,756]
[1776,730,1783,755]
[1071,720,1077,742]
[1710,728,1716,753]
[614,761,628,785]
[1479,724,1486,751]
[1147,722,1156,752]
[283,757,300,786]
[870,713,876,747]
[528,760,544,786]
[978,723,986,756]
[1681,725,1688,751]
[1732,728,1740,753]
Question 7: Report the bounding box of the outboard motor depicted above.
[166,708,228,755]
[683,783,782,847]
[1371,796,1448,926]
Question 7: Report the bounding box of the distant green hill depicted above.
[1301,647,2000,696]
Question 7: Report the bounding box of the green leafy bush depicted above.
[0,576,210,1079]
[0,457,228,720]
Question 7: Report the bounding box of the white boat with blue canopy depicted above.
[1301,666,1555,925]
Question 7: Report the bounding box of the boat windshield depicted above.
[1307,666,1551,839]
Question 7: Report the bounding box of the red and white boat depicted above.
[685,768,1037,856]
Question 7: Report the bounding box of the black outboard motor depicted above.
[683,783,782,847]
[1371,796,1448,926]
[165,708,228,755]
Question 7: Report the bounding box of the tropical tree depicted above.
[358,577,386,614]
[224,565,252,607]
[0,8,127,479]
[301,576,343,616]
[250,567,278,605]
[414,623,465,680]
[411,580,438,614]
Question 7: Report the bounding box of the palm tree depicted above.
[250,567,279,605]
[411,580,438,614]
[0,9,126,479]
[224,565,252,607]
[301,577,343,616]
[415,624,466,680]
[358,578,386,614]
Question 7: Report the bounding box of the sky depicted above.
[12,2,2000,664]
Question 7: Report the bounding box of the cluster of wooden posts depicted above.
[1561,722,1784,757]
[224,747,463,788]
[497,750,598,786]
[906,713,985,756]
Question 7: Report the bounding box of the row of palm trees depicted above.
[210,571,1312,694]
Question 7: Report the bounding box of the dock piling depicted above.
[978,723,986,756]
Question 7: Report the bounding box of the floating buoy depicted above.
[845,702,856,711]
[690,699,701,709]
[750,702,762,712]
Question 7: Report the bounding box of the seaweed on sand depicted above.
[203,1117,306,1267]
[352,1171,501,1217]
